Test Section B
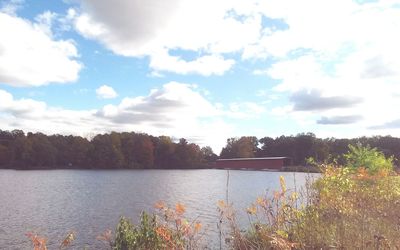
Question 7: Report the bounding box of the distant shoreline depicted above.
[1,165,320,173]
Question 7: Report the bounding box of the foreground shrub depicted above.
[26,231,75,250]
[221,145,400,249]
[111,213,165,249]
[98,202,203,250]
[295,166,400,249]
[217,175,301,249]
[344,143,394,174]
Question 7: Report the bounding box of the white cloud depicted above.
[0,83,247,152]
[73,0,261,55]
[219,102,266,119]
[0,12,82,87]
[253,69,269,76]
[70,0,264,75]
[95,82,237,151]
[149,50,235,76]
[70,0,400,81]
[268,56,325,92]
[96,82,219,124]
[34,11,57,36]
[244,0,400,133]
[242,0,400,62]
[0,0,23,15]
[245,0,360,59]
[266,53,400,130]
[96,85,118,99]
[0,89,99,136]
[267,51,400,129]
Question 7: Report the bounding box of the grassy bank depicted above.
[281,165,320,173]
[27,144,400,249]
[220,144,400,249]
[221,167,400,249]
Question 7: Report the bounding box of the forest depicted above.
[0,130,217,169]
[0,129,400,169]
[220,133,400,165]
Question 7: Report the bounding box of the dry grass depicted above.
[217,166,400,249]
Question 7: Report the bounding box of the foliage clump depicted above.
[220,144,400,249]
[98,202,203,250]
[26,231,75,250]
[344,143,394,173]
[112,213,165,250]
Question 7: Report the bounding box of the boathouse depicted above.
[215,157,291,170]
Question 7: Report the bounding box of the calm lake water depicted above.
[0,169,314,249]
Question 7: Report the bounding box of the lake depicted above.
[0,169,314,249]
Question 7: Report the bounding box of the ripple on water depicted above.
[0,169,314,248]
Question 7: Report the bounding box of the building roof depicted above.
[217,157,290,161]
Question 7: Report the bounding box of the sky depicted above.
[0,0,400,152]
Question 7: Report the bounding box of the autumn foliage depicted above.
[26,231,75,250]
[96,202,203,249]
[0,130,216,169]
[218,145,400,249]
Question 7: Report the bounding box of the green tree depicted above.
[200,146,218,163]
[311,138,330,163]
[89,133,124,168]
[132,134,154,168]
[293,133,316,165]
[0,144,11,167]
[220,136,258,158]
[27,132,56,167]
[153,136,175,168]
[344,143,394,173]
[120,132,137,168]
[174,138,202,168]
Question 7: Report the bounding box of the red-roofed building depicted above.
[215,157,291,170]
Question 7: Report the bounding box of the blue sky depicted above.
[1,0,400,152]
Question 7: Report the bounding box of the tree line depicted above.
[1,130,399,169]
[0,130,217,169]
[220,133,400,166]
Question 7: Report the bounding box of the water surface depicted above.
[0,169,314,249]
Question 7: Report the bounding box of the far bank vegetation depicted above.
[1,129,400,169]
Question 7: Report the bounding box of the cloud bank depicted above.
[0,82,265,151]
[0,12,82,87]
[70,0,263,76]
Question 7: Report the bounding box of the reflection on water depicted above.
[0,169,314,249]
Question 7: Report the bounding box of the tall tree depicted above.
[220,136,259,158]
[132,134,154,168]
[153,136,175,168]
[89,133,124,168]
[200,146,218,163]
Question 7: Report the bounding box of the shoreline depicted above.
[0,165,320,173]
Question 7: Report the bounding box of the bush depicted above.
[221,145,400,249]
[100,203,203,250]
[344,143,394,174]
[295,166,400,248]
[113,213,166,250]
